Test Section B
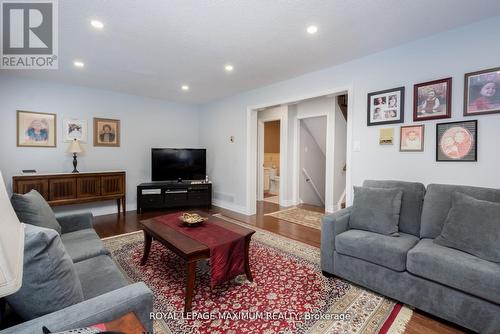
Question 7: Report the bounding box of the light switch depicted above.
[353,140,361,152]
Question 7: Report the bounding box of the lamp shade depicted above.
[0,171,24,298]
[67,139,83,154]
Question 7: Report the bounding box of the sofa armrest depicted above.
[56,212,94,234]
[320,207,351,274]
[1,282,153,334]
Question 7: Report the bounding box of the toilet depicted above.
[264,167,278,194]
[269,175,280,195]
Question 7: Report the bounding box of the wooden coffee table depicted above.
[139,212,255,314]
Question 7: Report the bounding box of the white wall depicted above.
[0,76,201,216]
[199,16,500,213]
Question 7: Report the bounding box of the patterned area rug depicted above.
[265,207,324,230]
[103,217,412,334]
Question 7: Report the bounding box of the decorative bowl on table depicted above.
[179,213,207,227]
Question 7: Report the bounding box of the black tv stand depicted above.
[136,181,212,213]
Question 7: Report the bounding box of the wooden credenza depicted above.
[12,171,126,214]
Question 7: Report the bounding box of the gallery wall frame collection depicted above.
[16,111,121,149]
[368,66,498,161]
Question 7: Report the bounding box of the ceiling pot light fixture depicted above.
[181,85,190,91]
[306,25,318,34]
[225,64,234,72]
[90,20,104,29]
[73,61,85,68]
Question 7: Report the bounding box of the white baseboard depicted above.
[212,199,251,216]
[53,203,137,217]
[279,199,295,207]
[325,204,337,213]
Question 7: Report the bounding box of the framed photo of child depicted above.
[413,78,452,121]
[436,120,477,162]
[464,67,500,116]
[367,86,405,126]
[17,110,57,147]
[93,118,120,147]
[400,125,424,152]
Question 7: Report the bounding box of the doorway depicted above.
[298,116,326,207]
[247,88,352,215]
[262,120,281,204]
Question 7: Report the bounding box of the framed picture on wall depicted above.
[367,86,405,126]
[414,77,452,121]
[464,67,500,116]
[17,110,57,147]
[436,120,477,162]
[63,119,88,142]
[400,124,424,152]
[93,118,120,147]
[379,128,394,145]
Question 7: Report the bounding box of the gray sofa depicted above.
[1,212,153,334]
[321,180,500,334]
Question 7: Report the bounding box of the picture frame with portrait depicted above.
[436,120,477,162]
[63,119,87,142]
[17,110,57,148]
[414,77,452,121]
[400,124,424,152]
[464,67,500,116]
[367,86,405,126]
[94,118,120,147]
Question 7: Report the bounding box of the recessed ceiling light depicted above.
[225,64,234,72]
[306,25,318,34]
[181,85,190,91]
[73,61,85,68]
[90,20,104,29]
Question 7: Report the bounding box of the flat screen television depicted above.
[152,148,206,182]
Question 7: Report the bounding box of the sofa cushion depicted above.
[61,229,110,263]
[335,230,419,271]
[363,180,425,236]
[74,255,129,300]
[420,184,500,239]
[407,239,500,305]
[6,225,84,320]
[11,190,61,234]
[435,192,500,263]
[350,186,403,236]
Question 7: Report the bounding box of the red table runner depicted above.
[154,213,246,287]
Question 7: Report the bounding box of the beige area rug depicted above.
[103,215,412,334]
[265,207,325,230]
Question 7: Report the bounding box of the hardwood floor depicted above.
[94,202,469,334]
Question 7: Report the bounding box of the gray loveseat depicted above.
[1,212,153,334]
[321,180,500,333]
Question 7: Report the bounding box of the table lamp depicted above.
[67,139,83,173]
[0,171,24,298]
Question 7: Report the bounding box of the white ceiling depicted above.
[3,0,500,104]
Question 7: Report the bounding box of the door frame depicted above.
[256,107,288,205]
[246,86,353,215]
